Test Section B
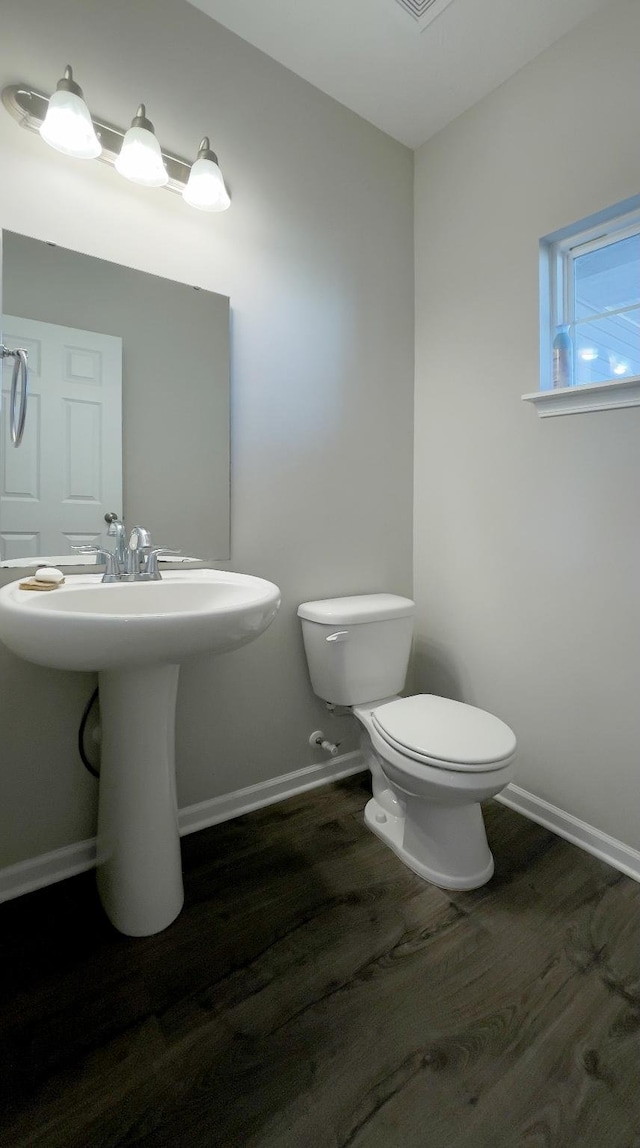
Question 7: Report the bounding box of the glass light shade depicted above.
[115,125,168,187]
[183,155,230,212]
[39,89,101,159]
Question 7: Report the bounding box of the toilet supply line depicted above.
[309,730,340,756]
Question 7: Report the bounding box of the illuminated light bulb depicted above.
[115,105,168,187]
[579,347,598,362]
[613,361,630,376]
[39,65,101,159]
[183,138,230,212]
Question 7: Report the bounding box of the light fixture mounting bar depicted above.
[2,84,192,195]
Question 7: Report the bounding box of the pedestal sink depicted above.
[0,570,280,936]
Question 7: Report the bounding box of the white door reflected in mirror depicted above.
[1,315,122,562]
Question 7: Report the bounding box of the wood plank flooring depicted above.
[0,774,638,1147]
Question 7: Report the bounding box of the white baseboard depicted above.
[178,750,365,836]
[497,783,640,884]
[0,838,97,904]
[6,764,635,906]
[0,750,366,904]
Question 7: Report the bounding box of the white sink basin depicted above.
[0,569,280,938]
[0,570,281,671]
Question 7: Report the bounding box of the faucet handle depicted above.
[71,545,118,578]
[72,544,109,560]
[145,548,181,579]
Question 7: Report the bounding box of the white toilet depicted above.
[298,593,517,890]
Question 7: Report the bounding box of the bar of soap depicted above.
[35,567,65,584]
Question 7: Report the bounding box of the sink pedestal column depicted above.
[96,663,184,936]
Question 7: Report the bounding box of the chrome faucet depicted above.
[72,517,179,582]
[105,512,127,569]
[126,525,152,576]
[125,527,180,580]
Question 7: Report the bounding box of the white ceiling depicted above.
[187,0,615,148]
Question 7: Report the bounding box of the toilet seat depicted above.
[371,694,516,773]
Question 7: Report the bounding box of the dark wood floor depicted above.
[0,774,638,1148]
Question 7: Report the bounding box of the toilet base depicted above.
[364,796,495,891]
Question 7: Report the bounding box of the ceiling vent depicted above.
[394,0,456,32]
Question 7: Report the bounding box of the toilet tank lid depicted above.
[298,593,415,624]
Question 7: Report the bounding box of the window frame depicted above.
[560,214,640,338]
[524,195,640,417]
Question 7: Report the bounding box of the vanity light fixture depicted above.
[182,138,230,212]
[115,105,169,187]
[39,65,101,159]
[2,68,231,211]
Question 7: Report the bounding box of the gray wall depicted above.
[0,0,414,867]
[3,232,231,560]
[414,0,640,850]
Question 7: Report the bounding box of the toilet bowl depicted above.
[355,696,516,889]
[298,593,517,891]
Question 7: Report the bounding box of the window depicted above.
[525,196,640,416]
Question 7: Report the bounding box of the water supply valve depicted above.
[309,730,340,756]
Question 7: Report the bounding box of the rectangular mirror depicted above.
[0,232,230,566]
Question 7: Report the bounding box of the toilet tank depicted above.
[297,594,415,706]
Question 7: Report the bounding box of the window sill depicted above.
[522,376,640,418]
